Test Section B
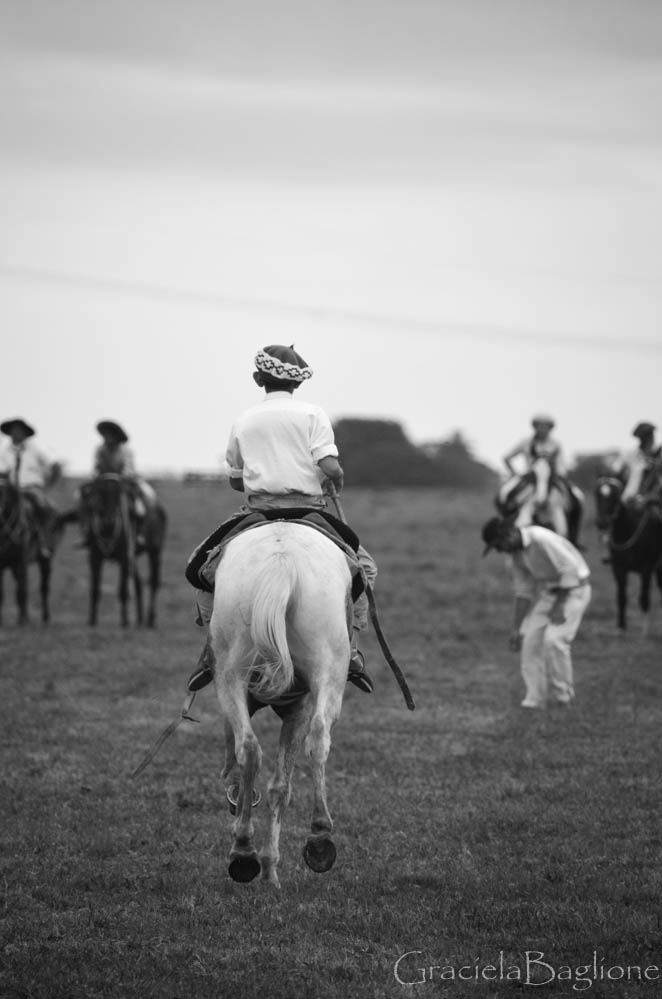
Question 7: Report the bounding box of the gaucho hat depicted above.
[632,421,656,439]
[531,413,555,428]
[254,344,313,383]
[96,420,129,444]
[0,417,35,437]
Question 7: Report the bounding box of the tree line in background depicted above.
[332,418,614,492]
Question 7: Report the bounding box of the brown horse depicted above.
[594,475,662,631]
[79,474,167,627]
[0,478,60,625]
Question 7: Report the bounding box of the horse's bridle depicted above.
[86,475,134,559]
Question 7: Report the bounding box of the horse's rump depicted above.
[211,522,352,703]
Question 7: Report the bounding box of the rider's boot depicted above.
[187,636,215,692]
[347,628,374,694]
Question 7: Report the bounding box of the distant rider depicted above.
[0,417,61,556]
[500,415,569,534]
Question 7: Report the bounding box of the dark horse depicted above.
[0,478,60,625]
[594,475,662,630]
[80,474,167,627]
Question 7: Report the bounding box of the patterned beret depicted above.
[254,345,313,383]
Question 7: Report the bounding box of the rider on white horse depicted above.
[187,344,377,695]
[500,414,569,534]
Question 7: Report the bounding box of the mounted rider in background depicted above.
[0,417,61,556]
[499,415,578,535]
[79,421,157,545]
[610,421,662,511]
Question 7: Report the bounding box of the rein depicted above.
[87,479,134,559]
[328,486,415,711]
[596,478,652,553]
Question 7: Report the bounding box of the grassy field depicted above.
[2,481,661,999]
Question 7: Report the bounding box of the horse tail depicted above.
[247,549,298,701]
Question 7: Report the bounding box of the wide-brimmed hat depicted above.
[254,344,313,384]
[481,516,510,556]
[96,420,129,443]
[632,421,656,439]
[0,417,35,438]
[531,414,555,429]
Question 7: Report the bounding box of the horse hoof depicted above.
[228,852,261,883]
[303,834,336,873]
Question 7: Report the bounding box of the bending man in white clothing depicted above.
[481,516,591,710]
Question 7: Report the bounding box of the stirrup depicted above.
[347,649,374,694]
[187,664,214,692]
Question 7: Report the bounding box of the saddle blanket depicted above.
[186,508,365,602]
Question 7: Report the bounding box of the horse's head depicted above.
[594,475,623,530]
[81,474,130,534]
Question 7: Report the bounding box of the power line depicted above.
[1,262,660,354]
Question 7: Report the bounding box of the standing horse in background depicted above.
[0,478,60,625]
[496,456,585,547]
[80,474,167,627]
[594,475,662,631]
[210,521,352,888]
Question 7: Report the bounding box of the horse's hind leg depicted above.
[145,550,161,628]
[217,674,262,884]
[133,565,144,627]
[261,699,313,888]
[303,686,343,874]
[615,569,627,630]
[639,572,652,637]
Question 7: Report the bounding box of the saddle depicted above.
[185,508,365,602]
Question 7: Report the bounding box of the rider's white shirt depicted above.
[225,391,339,495]
[0,439,53,489]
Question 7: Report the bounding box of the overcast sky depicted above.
[1,0,661,475]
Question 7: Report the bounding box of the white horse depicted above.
[209,520,352,888]
[496,457,585,546]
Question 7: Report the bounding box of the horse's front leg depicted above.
[118,558,130,627]
[88,552,102,626]
[261,699,312,888]
[303,686,344,875]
